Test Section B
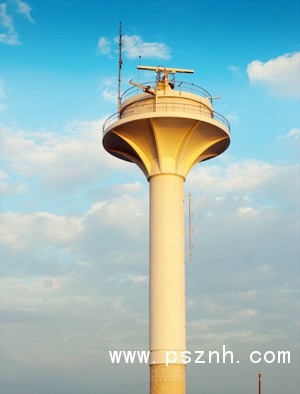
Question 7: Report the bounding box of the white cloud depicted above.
[0,170,8,180]
[99,77,119,103]
[0,3,20,45]
[237,206,258,215]
[0,171,26,195]
[0,1,35,45]
[14,0,35,23]
[102,76,116,87]
[97,34,171,60]
[0,120,134,193]
[225,113,238,123]
[116,181,144,194]
[185,159,300,255]
[130,275,148,284]
[1,117,299,394]
[97,36,111,56]
[0,78,6,99]
[247,52,300,98]
[85,193,147,241]
[278,127,300,141]
[0,78,7,110]
[228,64,240,74]
[188,160,275,195]
[122,35,171,60]
[0,211,83,251]
[101,88,118,103]
[277,128,300,156]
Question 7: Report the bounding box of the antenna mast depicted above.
[138,55,141,84]
[118,22,122,118]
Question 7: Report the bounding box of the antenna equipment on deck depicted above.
[131,65,194,93]
[129,79,156,95]
[137,65,194,74]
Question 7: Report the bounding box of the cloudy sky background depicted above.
[0,1,299,393]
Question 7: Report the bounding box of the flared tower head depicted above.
[103,65,230,180]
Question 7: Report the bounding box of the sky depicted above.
[0,0,299,393]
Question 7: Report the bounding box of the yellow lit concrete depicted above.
[150,174,185,367]
[103,88,230,179]
[103,70,230,394]
[150,364,185,394]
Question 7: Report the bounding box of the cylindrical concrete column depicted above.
[149,173,186,394]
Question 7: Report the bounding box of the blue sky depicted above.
[0,1,299,393]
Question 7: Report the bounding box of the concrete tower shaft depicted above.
[103,71,230,394]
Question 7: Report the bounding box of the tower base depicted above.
[150,364,185,394]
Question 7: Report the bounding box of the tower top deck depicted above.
[102,65,230,179]
[103,65,229,132]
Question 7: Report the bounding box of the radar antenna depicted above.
[130,64,194,94]
[137,65,194,74]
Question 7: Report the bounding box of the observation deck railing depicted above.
[120,80,213,102]
[103,81,230,132]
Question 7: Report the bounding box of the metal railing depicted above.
[176,81,213,100]
[121,81,155,102]
[103,112,119,131]
[103,99,230,132]
[120,80,213,102]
